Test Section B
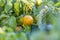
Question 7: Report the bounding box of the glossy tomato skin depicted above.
[23,15,34,25]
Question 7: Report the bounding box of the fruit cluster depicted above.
[0,0,42,33]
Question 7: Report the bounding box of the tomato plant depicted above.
[0,0,60,40]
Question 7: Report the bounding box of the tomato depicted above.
[16,26,22,32]
[23,15,34,25]
[36,0,42,6]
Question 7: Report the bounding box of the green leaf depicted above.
[16,32,27,40]
[5,32,18,40]
[14,1,20,16]
[7,16,17,29]
[54,2,60,7]
[4,0,12,13]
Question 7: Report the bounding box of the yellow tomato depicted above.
[23,15,34,25]
[36,0,42,6]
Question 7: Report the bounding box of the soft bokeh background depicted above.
[0,0,60,40]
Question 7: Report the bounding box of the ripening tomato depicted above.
[23,15,34,25]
